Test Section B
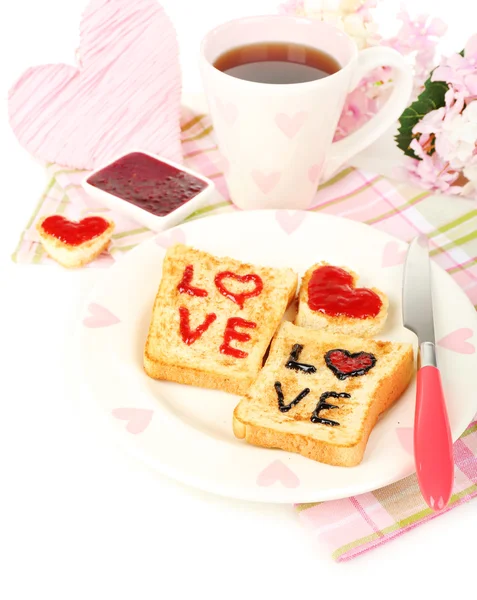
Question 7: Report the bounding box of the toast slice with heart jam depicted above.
[295,262,388,337]
[37,215,114,268]
[233,321,413,466]
[143,244,298,394]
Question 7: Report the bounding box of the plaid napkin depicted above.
[12,106,477,561]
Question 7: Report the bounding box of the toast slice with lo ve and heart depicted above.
[233,321,413,466]
[295,262,388,337]
[144,243,298,394]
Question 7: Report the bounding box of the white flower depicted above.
[304,0,377,49]
[342,14,379,49]
[435,101,477,170]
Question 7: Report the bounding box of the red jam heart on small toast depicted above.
[325,349,376,380]
[214,271,263,309]
[41,215,110,246]
[308,265,382,319]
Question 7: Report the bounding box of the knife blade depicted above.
[403,236,435,350]
[402,235,454,511]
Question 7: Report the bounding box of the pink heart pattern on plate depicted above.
[112,408,153,434]
[396,427,414,455]
[275,111,308,139]
[8,0,182,170]
[83,303,120,328]
[155,228,186,248]
[257,460,300,488]
[438,328,475,354]
[251,169,281,195]
[275,210,308,234]
[381,241,407,267]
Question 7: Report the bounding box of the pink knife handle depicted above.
[414,365,454,511]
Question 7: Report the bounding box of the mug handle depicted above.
[321,46,413,181]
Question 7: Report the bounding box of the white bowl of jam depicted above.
[82,150,215,232]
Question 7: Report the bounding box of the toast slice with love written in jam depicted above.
[295,262,388,337]
[144,244,298,394]
[233,321,413,466]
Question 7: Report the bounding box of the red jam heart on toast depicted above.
[325,349,376,380]
[214,271,263,309]
[307,265,382,319]
[41,215,110,246]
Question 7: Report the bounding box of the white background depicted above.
[1,1,477,599]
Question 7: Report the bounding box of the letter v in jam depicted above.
[179,306,217,345]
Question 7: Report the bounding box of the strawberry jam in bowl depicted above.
[82,151,215,232]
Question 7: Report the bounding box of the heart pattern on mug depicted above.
[308,163,322,184]
[216,153,230,176]
[8,0,182,170]
[275,111,308,139]
[257,460,300,488]
[251,169,281,195]
[438,328,475,354]
[112,408,153,434]
[83,303,120,328]
[216,97,238,125]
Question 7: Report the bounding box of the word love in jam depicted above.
[275,344,377,426]
[177,264,263,358]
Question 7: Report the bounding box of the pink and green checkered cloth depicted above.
[12,107,477,561]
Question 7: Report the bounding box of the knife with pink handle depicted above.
[402,235,454,511]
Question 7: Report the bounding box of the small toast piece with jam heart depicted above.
[144,244,298,394]
[37,215,114,268]
[295,262,388,337]
[233,321,413,466]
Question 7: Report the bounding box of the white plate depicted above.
[77,210,477,503]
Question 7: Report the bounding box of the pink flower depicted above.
[434,101,477,169]
[405,139,460,193]
[386,12,447,96]
[334,73,382,140]
[278,0,305,15]
[432,34,477,96]
[412,107,445,135]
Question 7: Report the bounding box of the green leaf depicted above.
[395,74,449,159]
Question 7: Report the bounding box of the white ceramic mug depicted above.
[200,15,413,210]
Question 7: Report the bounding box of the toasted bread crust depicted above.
[143,355,253,394]
[295,262,388,337]
[233,322,413,467]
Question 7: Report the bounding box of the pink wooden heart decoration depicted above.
[8,0,182,170]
